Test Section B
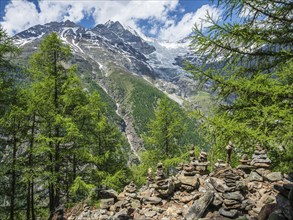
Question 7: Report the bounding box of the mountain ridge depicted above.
[12,20,203,160]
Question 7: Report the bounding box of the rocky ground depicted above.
[57,144,293,220]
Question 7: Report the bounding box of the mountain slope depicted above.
[12,20,204,160]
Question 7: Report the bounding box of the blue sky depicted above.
[0,0,222,41]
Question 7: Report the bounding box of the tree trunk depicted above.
[10,137,17,220]
[27,113,36,220]
[26,181,30,220]
[49,152,55,216]
[31,179,36,220]
[54,141,60,209]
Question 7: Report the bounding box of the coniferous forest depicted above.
[0,0,292,219]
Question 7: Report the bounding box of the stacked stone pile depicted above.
[251,143,271,169]
[219,169,244,218]
[153,162,175,198]
[146,168,153,187]
[237,154,253,173]
[214,159,226,170]
[193,151,209,175]
[177,147,200,192]
[66,143,292,220]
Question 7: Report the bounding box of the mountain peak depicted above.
[104,20,115,28]
[63,20,77,27]
[104,20,124,31]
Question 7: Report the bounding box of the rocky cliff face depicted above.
[62,144,293,220]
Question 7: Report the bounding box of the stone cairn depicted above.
[219,169,244,218]
[195,151,209,175]
[184,145,210,176]
[214,159,226,170]
[182,145,197,176]
[251,142,271,170]
[146,168,153,187]
[237,154,253,173]
[67,142,292,220]
[155,162,166,183]
[226,141,234,166]
[176,145,200,192]
[154,162,174,198]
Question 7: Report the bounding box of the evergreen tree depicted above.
[0,27,20,116]
[186,0,293,170]
[144,97,186,159]
[0,26,23,220]
[26,33,129,217]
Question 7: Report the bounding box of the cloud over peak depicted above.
[1,0,221,42]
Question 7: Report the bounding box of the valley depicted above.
[12,20,206,159]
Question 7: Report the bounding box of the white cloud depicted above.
[158,4,221,42]
[1,0,179,35]
[0,0,221,42]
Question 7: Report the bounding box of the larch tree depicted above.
[27,33,129,218]
[186,0,293,171]
[145,97,186,159]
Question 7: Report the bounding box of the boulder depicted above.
[178,173,199,188]
[276,194,293,220]
[99,189,118,200]
[257,203,277,220]
[209,177,227,193]
[265,172,283,182]
[248,171,263,182]
[184,191,214,220]
[268,211,287,220]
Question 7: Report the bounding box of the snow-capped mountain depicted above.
[13,20,198,99]
[13,20,201,158]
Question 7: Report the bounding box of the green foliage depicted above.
[0,33,129,219]
[144,97,187,158]
[187,0,293,172]
[0,26,20,116]
[131,150,189,186]
[101,169,131,192]
[70,176,95,200]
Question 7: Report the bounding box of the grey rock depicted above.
[210,177,227,193]
[185,190,214,220]
[178,173,199,188]
[100,198,115,209]
[99,188,118,200]
[256,168,271,177]
[276,194,293,220]
[237,165,253,170]
[213,193,223,206]
[268,212,287,220]
[223,191,244,201]
[142,196,162,205]
[219,207,238,218]
[248,171,263,182]
[113,208,131,220]
[265,172,282,182]
[257,203,277,220]
[144,210,157,218]
[224,199,239,205]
